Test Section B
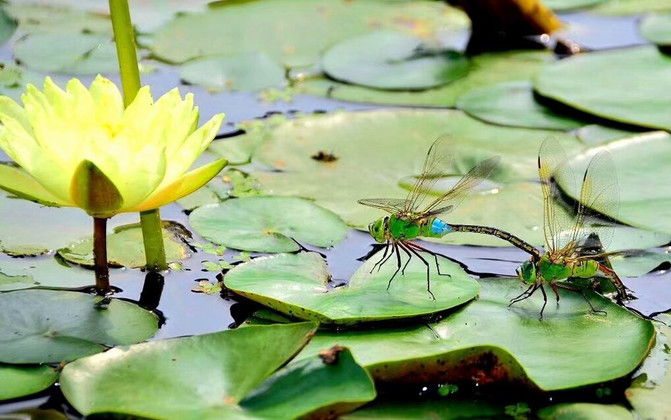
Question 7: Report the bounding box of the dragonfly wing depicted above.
[420,155,500,216]
[402,134,456,214]
[538,139,578,252]
[571,149,619,252]
[358,198,410,214]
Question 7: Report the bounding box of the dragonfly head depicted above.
[517,260,536,284]
[368,217,387,243]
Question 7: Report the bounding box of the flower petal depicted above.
[130,158,227,212]
[70,160,124,217]
[0,163,70,206]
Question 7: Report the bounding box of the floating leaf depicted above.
[456,81,585,130]
[537,403,633,420]
[4,2,112,35]
[0,364,58,401]
[341,398,505,419]
[0,255,94,291]
[544,0,608,11]
[535,46,671,131]
[0,6,17,47]
[14,32,119,75]
[189,197,348,252]
[295,278,654,391]
[626,314,671,420]
[640,14,671,46]
[57,222,192,268]
[179,53,286,92]
[0,289,158,364]
[593,0,671,15]
[296,50,554,106]
[225,252,480,326]
[322,31,470,91]
[60,323,372,419]
[148,0,468,67]
[576,124,642,146]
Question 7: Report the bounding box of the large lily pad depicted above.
[0,364,58,401]
[544,0,608,11]
[341,399,505,419]
[189,197,348,253]
[640,14,671,46]
[213,109,583,247]
[0,289,159,364]
[57,222,192,268]
[295,277,654,391]
[534,46,671,131]
[296,50,554,107]
[593,0,671,15]
[456,81,585,131]
[4,2,112,35]
[322,31,470,91]
[0,255,94,291]
[14,32,119,75]
[179,53,286,92]
[625,314,671,420]
[537,403,633,420]
[61,323,374,419]
[560,132,671,235]
[224,252,480,326]
[0,6,17,47]
[148,0,467,67]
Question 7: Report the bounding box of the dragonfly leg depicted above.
[399,242,413,275]
[386,243,402,290]
[405,245,436,300]
[596,263,630,303]
[370,242,391,273]
[539,283,548,320]
[509,282,538,306]
[550,281,560,303]
[406,241,451,278]
[556,283,607,316]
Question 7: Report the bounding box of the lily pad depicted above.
[593,0,671,15]
[4,2,112,35]
[0,255,94,291]
[14,32,119,75]
[224,252,480,326]
[0,289,159,364]
[576,124,642,146]
[625,314,671,420]
[57,222,192,268]
[61,323,373,419]
[538,403,633,419]
[0,364,58,401]
[297,50,554,107]
[544,0,608,10]
[534,46,671,131]
[0,6,17,47]
[640,14,671,46]
[148,0,468,67]
[561,132,671,235]
[179,53,286,92]
[322,31,470,91]
[189,197,348,253]
[456,81,585,130]
[612,251,671,277]
[295,277,654,391]
[220,109,584,247]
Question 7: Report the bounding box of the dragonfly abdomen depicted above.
[421,218,452,238]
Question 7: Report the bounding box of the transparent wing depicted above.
[417,155,500,219]
[570,149,619,253]
[402,134,456,214]
[538,139,578,252]
[357,198,410,214]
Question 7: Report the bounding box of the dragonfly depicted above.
[358,135,540,299]
[510,139,630,319]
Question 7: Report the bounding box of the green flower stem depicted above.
[93,217,111,295]
[140,210,167,271]
[109,0,167,270]
[109,0,140,105]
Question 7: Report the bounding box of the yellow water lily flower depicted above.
[0,75,226,218]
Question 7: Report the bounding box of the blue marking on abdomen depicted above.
[431,219,451,235]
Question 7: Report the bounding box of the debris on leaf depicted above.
[318,345,346,365]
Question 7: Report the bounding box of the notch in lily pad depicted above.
[189,196,348,253]
[224,251,480,326]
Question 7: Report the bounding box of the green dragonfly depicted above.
[510,139,631,319]
[358,135,540,299]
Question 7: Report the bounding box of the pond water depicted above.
[1,3,670,419]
